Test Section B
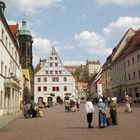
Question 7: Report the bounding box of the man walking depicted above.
[85,97,94,128]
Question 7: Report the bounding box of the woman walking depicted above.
[124,95,132,113]
[97,98,107,128]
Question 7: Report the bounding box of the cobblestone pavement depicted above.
[0,103,140,140]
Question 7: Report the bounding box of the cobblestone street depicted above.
[0,103,140,140]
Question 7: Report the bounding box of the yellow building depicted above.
[21,69,31,105]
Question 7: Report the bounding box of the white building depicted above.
[34,47,76,104]
[0,1,21,116]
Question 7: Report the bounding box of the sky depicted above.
[3,0,140,67]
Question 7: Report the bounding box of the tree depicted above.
[74,67,84,81]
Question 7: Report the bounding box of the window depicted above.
[55,63,58,66]
[27,59,29,66]
[5,36,8,47]
[52,77,59,82]
[38,78,41,82]
[59,71,62,74]
[46,71,48,74]
[1,29,4,42]
[52,77,55,82]
[52,87,55,91]
[9,42,11,52]
[50,57,52,60]
[43,86,47,91]
[128,73,131,80]
[64,77,67,82]
[38,87,41,92]
[133,72,135,79]
[15,52,17,62]
[64,86,67,91]
[50,71,53,74]
[55,71,58,74]
[128,60,130,66]
[52,87,59,91]
[12,47,14,57]
[1,61,3,75]
[50,63,52,66]
[0,91,3,109]
[22,59,24,65]
[55,57,57,60]
[5,65,7,77]
[135,87,139,97]
[44,77,47,82]
[132,57,134,64]
[138,70,140,77]
[137,54,140,62]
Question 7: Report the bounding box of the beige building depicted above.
[85,60,101,77]
[110,28,135,99]
[125,31,140,101]
[101,56,112,97]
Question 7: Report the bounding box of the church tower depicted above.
[18,19,34,98]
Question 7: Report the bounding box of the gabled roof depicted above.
[35,47,72,76]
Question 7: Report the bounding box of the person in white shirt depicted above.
[85,97,94,128]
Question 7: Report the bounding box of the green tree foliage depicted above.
[74,67,84,82]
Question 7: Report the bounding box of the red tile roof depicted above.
[114,30,140,63]
[64,66,81,69]
[9,24,18,39]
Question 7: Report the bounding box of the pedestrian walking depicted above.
[97,98,107,128]
[124,95,132,113]
[70,99,76,112]
[76,97,80,111]
[109,97,118,125]
[85,97,94,128]
[64,96,70,112]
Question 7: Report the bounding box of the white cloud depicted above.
[74,31,111,55]
[33,38,52,54]
[96,0,140,7]
[5,0,64,14]
[33,54,40,67]
[103,17,140,36]
[7,20,17,25]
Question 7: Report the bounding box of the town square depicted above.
[0,0,140,140]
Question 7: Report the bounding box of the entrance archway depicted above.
[56,96,61,103]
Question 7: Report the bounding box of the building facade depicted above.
[125,31,140,101]
[34,47,76,104]
[110,28,135,99]
[85,60,101,77]
[0,2,21,116]
[101,58,112,97]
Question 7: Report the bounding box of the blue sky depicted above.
[4,0,140,66]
